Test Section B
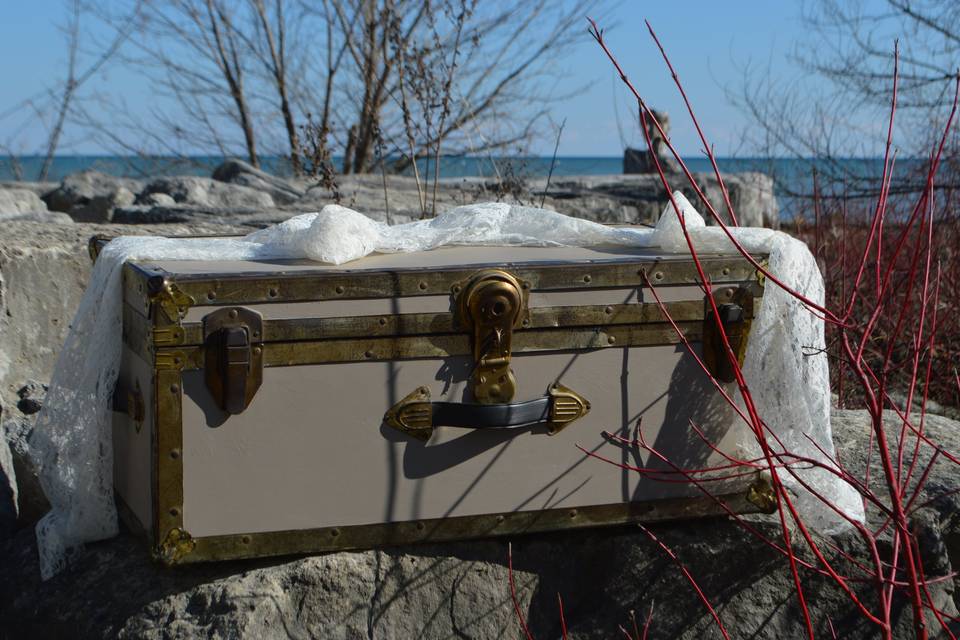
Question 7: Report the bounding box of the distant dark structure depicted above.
[623,109,681,174]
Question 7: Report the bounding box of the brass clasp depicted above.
[203,307,264,414]
[457,270,527,403]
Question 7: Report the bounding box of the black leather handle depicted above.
[431,396,551,429]
[383,383,590,442]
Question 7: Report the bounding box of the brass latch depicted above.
[703,287,753,383]
[457,270,527,403]
[203,307,264,414]
[113,378,145,433]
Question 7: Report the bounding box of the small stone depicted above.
[140,192,176,207]
[16,380,48,415]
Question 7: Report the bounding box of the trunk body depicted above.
[94,238,771,565]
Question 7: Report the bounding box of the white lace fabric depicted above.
[30,194,864,579]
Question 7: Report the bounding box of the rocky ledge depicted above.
[2,409,958,639]
[0,159,780,229]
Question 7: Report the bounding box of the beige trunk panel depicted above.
[113,345,155,532]
[180,344,746,538]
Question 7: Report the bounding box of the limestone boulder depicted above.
[0,406,16,537]
[0,221,247,413]
[139,176,275,209]
[43,171,144,222]
[1,408,958,638]
[0,188,48,215]
[69,187,137,223]
[212,159,304,204]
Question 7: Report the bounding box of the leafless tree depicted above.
[734,0,960,200]
[91,0,601,177]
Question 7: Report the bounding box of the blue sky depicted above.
[0,1,883,157]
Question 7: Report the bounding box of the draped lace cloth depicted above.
[31,194,864,579]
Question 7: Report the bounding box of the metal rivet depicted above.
[604,306,613,314]
[722,267,731,275]
[451,284,462,294]
[654,271,664,280]
[479,375,487,383]
[364,350,374,359]
[252,331,260,338]
[569,509,578,518]
[416,522,425,531]
[169,449,180,459]
[169,507,180,517]
[418,281,428,290]
[607,335,616,345]
[228,309,238,319]
[496,515,505,523]
[241,535,251,545]
[522,318,530,327]
[498,375,507,383]
[330,528,340,538]
[268,288,278,298]
[173,356,181,366]
[169,384,179,394]
[725,289,734,298]
[582,275,592,283]
[253,347,262,355]
[379,317,388,326]
[207,291,216,301]
[335,285,345,294]
[522,281,531,290]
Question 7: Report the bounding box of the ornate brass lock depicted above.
[457,269,527,404]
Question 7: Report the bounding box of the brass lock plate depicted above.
[703,285,755,383]
[456,270,528,404]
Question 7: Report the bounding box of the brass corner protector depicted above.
[149,278,195,322]
[746,473,777,513]
[156,527,196,565]
[155,350,189,371]
[153,326,186,347]
[384,386,433,442]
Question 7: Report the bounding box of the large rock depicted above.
[212,159,304,204]
[1,408,957,638]
[0,188,48,215]
[622,109,682,175]
[2,410,47,526]
[305,173,781,229]
[69,187,136,223]
[139,176,275,209]
[0,221,246,413]
[0,408,16,536]
[43,171,144,222]
[525,173,780,229]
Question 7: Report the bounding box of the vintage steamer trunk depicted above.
[91,236,774,565]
